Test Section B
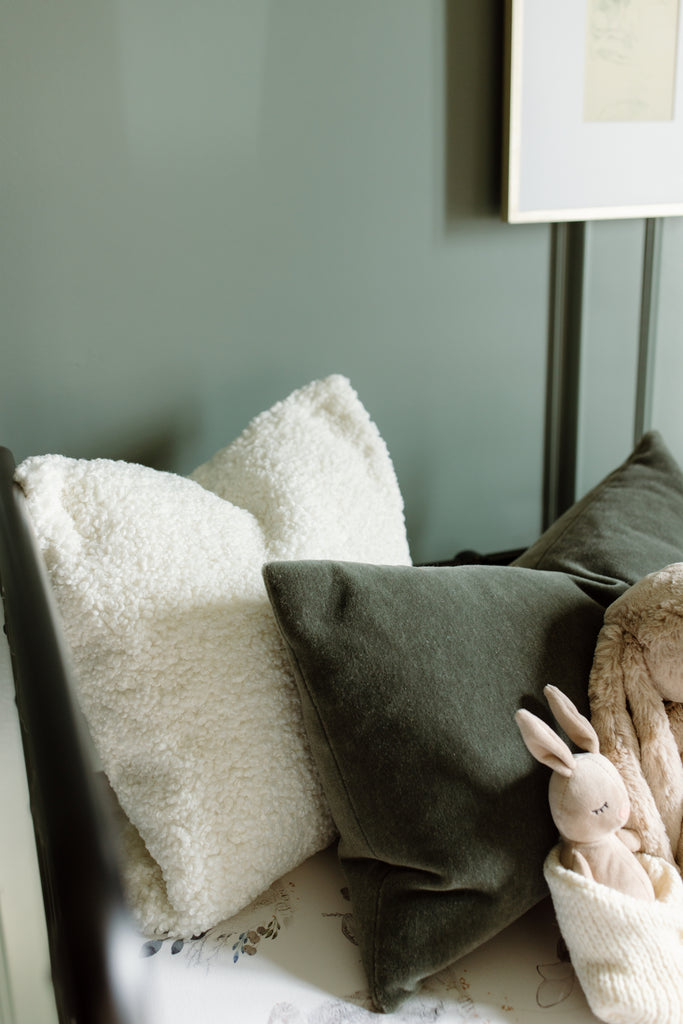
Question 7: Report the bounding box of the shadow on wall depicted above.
[94,430,191,473]
[76,404,204,474]
[443,0,504,225]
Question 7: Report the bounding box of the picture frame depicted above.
[502,0,683,223]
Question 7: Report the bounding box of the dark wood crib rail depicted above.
[0,447,142,1024]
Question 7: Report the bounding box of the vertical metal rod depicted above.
[543,222,586,528]
[544,224,567,529]
[634,218,662,443]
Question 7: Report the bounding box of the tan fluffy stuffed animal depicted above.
[516,685,655,901]
[588,562,683,871]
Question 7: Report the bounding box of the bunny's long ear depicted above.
[544,685,600,753]
[515,708,575,777]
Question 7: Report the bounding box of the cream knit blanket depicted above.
[544,845,683,1024]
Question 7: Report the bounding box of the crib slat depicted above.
[0,447,143,1024]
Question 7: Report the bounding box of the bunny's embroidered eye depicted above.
[591,802,608,815]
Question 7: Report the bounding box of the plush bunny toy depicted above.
[516,685,655,901]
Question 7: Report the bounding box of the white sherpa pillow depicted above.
[15,375,411,937]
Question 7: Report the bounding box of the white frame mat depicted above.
[502,0,683,223]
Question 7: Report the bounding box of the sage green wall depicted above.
[652,218,683,466]
[575,217,683,498]
[2,2,682,563]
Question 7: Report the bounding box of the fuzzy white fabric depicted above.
[15,375,412,937]
[588,563,683,871]
[544,844,683,1024]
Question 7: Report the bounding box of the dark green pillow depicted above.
[262,431,683,1013]
[512,430,683,588]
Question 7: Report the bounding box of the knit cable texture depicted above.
[545,844,683,1024]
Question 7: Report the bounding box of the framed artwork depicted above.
[502,0,683,222]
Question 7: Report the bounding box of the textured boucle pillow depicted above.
[15,375,411,937]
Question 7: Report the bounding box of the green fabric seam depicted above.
[370,862,398,1011]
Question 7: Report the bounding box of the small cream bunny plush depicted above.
[516,685,655,901]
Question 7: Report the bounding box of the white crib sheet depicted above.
[137,845,600,1024]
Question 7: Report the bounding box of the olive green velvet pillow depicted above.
[262,431,683,1013]
[511,430,683,583]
